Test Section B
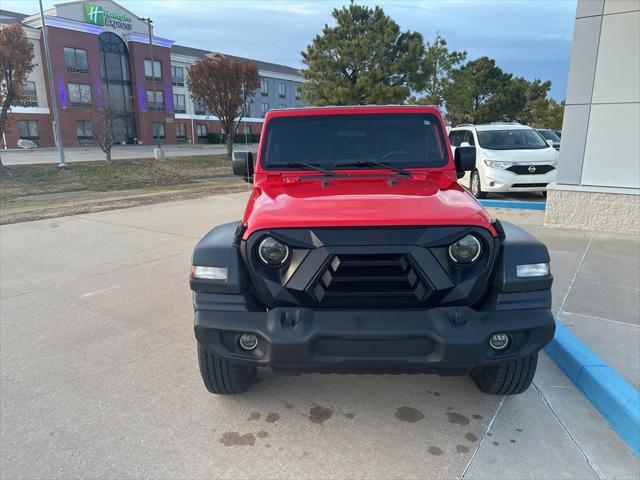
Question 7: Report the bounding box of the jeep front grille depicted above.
[311,253,430,307]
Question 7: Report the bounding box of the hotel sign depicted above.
[83,3,133,30]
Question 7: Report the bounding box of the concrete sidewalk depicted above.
[1,194,638,479]
[1,143,258,165]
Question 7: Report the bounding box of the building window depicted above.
[146,90,165,111]
[171,66,184,86]
[64,47,88,73]
[243,125,252,135]
[18,120,39,144]
[144,59,162,80]
[194,99,207,115]
[152,122,165,143]
[279,104,286,110]
[22,81,38,107]
[173,94,186,113]
[260,78,268,96]
[196,124,207,143]
[76,120,93,145]
[295,85,300,100]
[68,83,92,107]
[278,82,286,98]
[176,123,187,143]
[261,102,269,117]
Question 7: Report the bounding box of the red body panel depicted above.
[242,106,496,238]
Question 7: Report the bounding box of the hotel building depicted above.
[0,0,306,148]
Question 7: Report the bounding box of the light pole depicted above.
[39,0,66,168]
[138,16,162,151]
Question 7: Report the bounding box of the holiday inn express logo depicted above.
[84,3,104,25]
[83,3,133,30]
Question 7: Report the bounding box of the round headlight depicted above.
[448,234,482,264]
[257,236,290,266]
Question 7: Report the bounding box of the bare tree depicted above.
[0,24,35,167]
[86,92,119,162]
[187,54,260,160]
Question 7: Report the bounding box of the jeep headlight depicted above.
[449,234,482,264]
[484,160,513,170]
[257,236,290,266]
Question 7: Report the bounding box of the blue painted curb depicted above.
[545,322,640,456]
[479,199,546,211]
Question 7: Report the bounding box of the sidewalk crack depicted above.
[533,383,604,479]
[460,395,506,479]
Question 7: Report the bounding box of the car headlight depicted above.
[257,236,290,266]
[484,160,513,170]
[448,234,482,264]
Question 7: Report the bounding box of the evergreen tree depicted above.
[300,2,425,105]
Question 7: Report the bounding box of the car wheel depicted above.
[470,170,487,199]
[470,353,538,395]
[197,343,256,394]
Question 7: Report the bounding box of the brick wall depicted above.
[545,187,640,234]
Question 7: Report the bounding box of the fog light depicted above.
[238,333,258,351]
[489,333,510,350]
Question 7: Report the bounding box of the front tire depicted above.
[470,353,538,395]
[197,343,256,394]
[470,170,487,199]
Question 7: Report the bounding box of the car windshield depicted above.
[261,113,448,170]
[537,130,560,142]
[477,129,549,150]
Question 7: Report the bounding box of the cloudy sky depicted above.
[4,0,577,99]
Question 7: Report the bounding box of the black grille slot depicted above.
[511,183,548,188]
[506,165,555,175]
[312,254,430,307]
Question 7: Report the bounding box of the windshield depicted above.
[261,113,448,170]
[537,129,560,142]
[477,129,549,150]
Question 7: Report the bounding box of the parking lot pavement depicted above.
[1,194,638,479]
[1,143,258,165]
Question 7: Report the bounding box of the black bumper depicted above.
[194,304,555,375]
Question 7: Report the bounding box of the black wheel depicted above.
[470,170,487,199]
[470,353,538,395]
[197,343,256,394]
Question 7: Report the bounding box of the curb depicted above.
[545,322,640,456]
[479,199,546,210]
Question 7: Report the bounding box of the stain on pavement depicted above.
[265,412,280,424]
[447,412,470,425]
[428,446,444,456]
[395,406,425,423]
[309,406,333,424]
[220,432,256,447]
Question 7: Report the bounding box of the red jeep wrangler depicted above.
[190,106,555,395]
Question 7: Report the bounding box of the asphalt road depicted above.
[1,194,637,479]
[1,144,258,165]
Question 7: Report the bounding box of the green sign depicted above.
[83,3,132,30]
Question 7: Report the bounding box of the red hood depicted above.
[242,174,495,239]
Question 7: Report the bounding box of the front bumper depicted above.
[194,304,555,374]
[480,166,557,192]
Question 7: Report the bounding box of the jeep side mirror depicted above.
[454,146,476,179]
[232,151,254,183]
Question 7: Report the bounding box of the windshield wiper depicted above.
[332,161,412,177]
[280,162,336,176]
